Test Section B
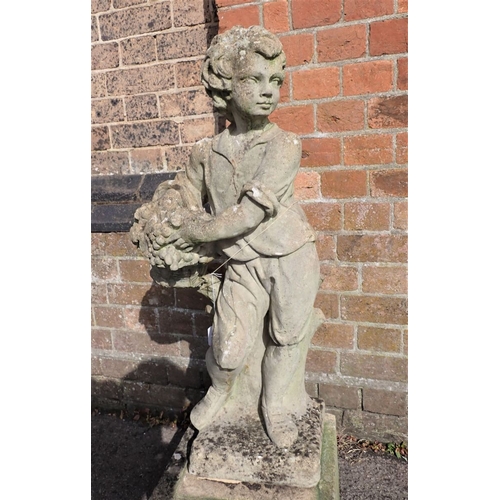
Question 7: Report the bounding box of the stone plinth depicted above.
[189,399,324,488]
[168,404,340,500]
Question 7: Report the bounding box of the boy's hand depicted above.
[165,222,202,252]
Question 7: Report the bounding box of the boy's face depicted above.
[229,52,285,121]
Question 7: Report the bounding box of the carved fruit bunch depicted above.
[130,185,214,272]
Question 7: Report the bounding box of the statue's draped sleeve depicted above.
[185,138,211,208]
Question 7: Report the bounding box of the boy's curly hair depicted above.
[201,25,286,121]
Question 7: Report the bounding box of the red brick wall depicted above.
[91,0,408,442]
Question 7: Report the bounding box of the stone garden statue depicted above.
[131,26,324,452]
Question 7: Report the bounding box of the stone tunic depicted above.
[186,123,315,260]
[185,123,320,369]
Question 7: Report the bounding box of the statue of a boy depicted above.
[132,26,322,449]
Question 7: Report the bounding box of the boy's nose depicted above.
[260,82,273,97]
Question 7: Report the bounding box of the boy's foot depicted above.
[190,385,228,431]
[262,405,298,448]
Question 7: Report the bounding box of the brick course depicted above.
[317,25,366,62]
[317,99,365,133]
[369,18,408,56]
[344,134,394,165]
[292,67,340,100]
[91,0,408,442]
[121,36,157,66]
[125,94,159,122]
[343,60,394,96]
[279,33,314,67]
[291,0,341,29]
[111,120,179,148]
[357,326,402,353]
[344,202,391,231]
[300,138,341,167]
[218,4,260,32]
[263,0,290,34]
[130,148,165,173]
[92,126,111,151]
[362,388,407,417]
[106,64,176,96]
[319,384,359,409]
[321,169,367,198]
[99,3,173,42]
[340,353,407,382]
[343,0,393,21]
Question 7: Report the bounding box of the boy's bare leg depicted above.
[261,342,301,448]
[190,347,240,430]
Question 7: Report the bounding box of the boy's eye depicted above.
[271,77,283,86]
[241,76,259,83]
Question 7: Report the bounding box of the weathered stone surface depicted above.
[128,26,335,483]
[168,413,339,500]
[188,399,324,488]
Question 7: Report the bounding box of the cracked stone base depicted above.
[171,404,339,500]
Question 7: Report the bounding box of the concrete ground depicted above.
[91,411,407,500]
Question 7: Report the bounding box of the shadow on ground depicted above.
[91,411,408,500]
[91,412,181,500]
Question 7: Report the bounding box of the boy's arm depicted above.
[165,131,301,249]
[166,195,266,248]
